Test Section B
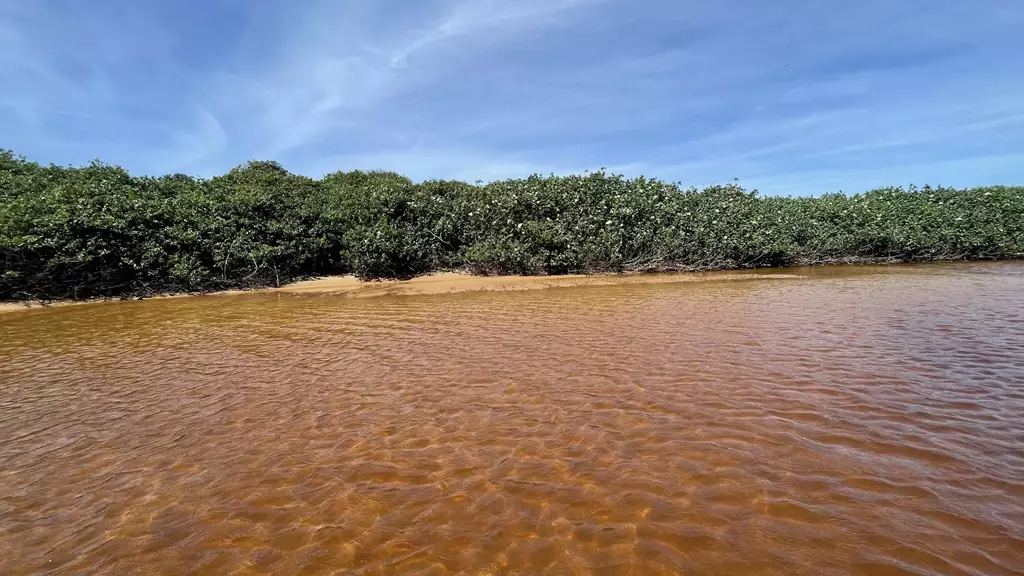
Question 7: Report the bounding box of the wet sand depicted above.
[276,270,807,297]
[0,269,807,313]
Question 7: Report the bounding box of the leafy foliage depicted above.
[1,149,1022,301]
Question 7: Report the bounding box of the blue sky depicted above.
[2,0,1022,195]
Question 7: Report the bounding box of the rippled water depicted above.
[2,263,1024,575]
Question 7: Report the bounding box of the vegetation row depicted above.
[2,150,1021,301]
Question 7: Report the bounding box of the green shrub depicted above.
[1,149,1021,301]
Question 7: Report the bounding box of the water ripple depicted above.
[1,262,1023,575]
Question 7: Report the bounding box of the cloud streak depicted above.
[2,0,1022,194]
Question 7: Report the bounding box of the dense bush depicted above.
[1,149,1022,301]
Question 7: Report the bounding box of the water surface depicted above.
[2,263,1023,575]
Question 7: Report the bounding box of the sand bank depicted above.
[1,269,806,313]
[277,270,806,297]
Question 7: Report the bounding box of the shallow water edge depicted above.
[1,268,810,313]
[7,258,1019,313]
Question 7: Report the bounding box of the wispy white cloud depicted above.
[0,0,213,172]
[198,0,604,162]
[2,0,1022,194]
[145,108,228,174]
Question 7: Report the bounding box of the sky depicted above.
[2,0,1023,195]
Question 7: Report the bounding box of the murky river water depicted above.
[2,263,1023,575]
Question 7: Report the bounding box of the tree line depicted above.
[2,150,1022,301]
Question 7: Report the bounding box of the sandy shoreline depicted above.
[276,270,806,296]
[0,269,806,313]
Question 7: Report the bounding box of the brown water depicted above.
[2,263,1023,576]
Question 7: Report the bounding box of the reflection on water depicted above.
[2,263,1023,575]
